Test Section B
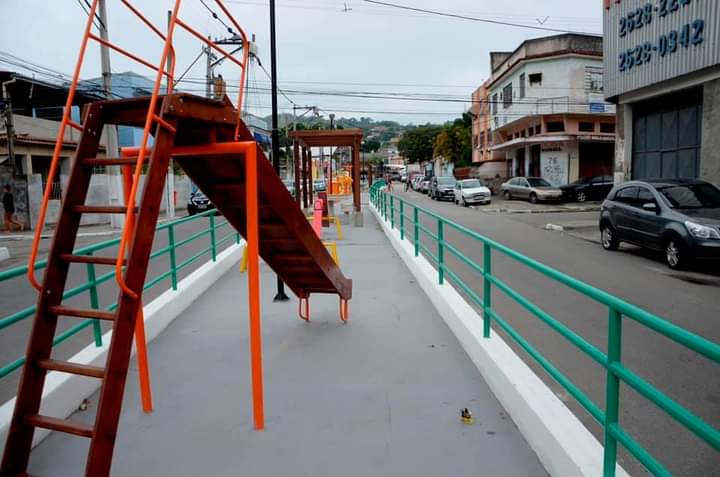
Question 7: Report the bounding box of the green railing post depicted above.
[209,213,217,261]
[85,256,102,347]
[603,308,623,477]
[390,195,395,229]
[483,242,492,338]
[399,200,405,240]
[167,225,178,291]
[413,207,419,257]
[437,219,444,284]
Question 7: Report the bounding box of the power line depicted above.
[199,0,236,35]
[361,0,598,35]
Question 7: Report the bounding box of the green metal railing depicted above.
[369,185,719,477]
[0,209,241,380]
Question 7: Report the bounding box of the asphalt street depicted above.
[0,214,238,404]
[392,189,720,477]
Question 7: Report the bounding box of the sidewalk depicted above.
[25,209,546,476]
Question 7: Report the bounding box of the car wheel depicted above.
[601,224,620,251]
[459,196,465,207]
[454,198,458,205]
[503,191,512,200]
[529,193,538,204]
[577,192,587,202]
[665,238,691,270]
[187,206,196,216]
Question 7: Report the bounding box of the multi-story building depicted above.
[470,81,505,177]
[485,34,617,186]
[603,0,720,185]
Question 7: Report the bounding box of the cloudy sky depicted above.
[0,0,603,125]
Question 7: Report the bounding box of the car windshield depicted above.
[437,177,456,185]
[528,178,552,187]
[462,180,482,188]
[657,183,720,209]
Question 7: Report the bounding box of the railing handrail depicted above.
[370,188,720,476]
[1,208,240,380]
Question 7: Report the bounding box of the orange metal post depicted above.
[122,165,153,413]
[246,143,265,430]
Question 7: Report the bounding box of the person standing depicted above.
[2,184,23,232]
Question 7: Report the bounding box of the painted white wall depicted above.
[489,56,614,129]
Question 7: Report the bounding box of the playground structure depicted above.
[0,2,352,476]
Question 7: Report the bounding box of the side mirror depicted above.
[642,202,658,213]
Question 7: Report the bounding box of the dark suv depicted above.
[430,176,456,201]
[599,179,720,269]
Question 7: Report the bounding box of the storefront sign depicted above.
[604,0,719,98]
[540,151,569,186]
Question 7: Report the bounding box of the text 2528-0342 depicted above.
[616,0,706,73]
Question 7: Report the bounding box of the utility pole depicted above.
[98,0,123,228]
[1,77,17,175]
[269,0,289,302]
[205,37,215,99]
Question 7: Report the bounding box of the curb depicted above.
[0,241,245,456]
[480,206,601,215]
[0,247,9,263]
[370,204,628,477]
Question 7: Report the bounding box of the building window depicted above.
[503,83,513,109]
[579,122,595,132]
[529,73,542,86]
[492,93,498,114]
[546,121,565,133]
[473,134,478,149]
[519,73,526,98]
[585,66,603,93]
[535,125,541,135]
[486,129,492,146]
[479,132,485,149]
[600,123,615,134]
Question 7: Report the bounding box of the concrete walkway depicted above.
[27,210,546,476]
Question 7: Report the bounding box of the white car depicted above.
[454,179,492,206]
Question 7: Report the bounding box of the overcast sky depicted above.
[0,0,603,125]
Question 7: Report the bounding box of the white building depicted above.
[487,34,617,185]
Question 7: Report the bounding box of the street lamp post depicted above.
[269,0,290,302]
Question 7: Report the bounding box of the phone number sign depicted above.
[604,0,718,97]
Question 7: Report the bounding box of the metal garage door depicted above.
[632,87,702,180]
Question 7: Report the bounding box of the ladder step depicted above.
[60,254,125,266]
[48,306,116,321]
[26,414,94,438]
[36,359,105,379]
[83,157,145,166]
[71,205,137,214]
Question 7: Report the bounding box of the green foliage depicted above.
[367,153,385,166]
[361,139,381,154]
[398,124,443,164]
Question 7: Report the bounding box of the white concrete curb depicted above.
[369,204,628,477]
[0,247,9,263]
[0,241,245,456]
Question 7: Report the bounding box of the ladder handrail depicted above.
[27,0,250,294]
[27,0,99,291]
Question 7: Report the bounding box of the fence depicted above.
[369,183,719,477]
[0,209,240,380]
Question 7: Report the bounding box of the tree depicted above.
[398,124,443,163]
[361,139,381,154]
[432,114,473,167]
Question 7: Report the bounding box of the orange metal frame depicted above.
[24,1,263,429]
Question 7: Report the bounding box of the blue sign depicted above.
[589,103,606,113]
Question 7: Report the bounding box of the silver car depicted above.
[501,177,563,203]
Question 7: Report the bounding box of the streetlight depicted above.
[269,0,289,302]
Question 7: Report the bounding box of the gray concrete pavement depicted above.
[26,209,546,477]
[391,190,720,477]
[0,213,237,404]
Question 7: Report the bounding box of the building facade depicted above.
[470,81,505,178]
[486,34,617,186]
[603,0,720,185]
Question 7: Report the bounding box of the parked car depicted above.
[420,178,430,193]
[599,179,720,269]
[411,175,424,191]
[313,179,326,192]
[454,179,492,206]
[501,177,563,203]
[430,176,457,201]
[560,175,614,202]
[187,190,213,215]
